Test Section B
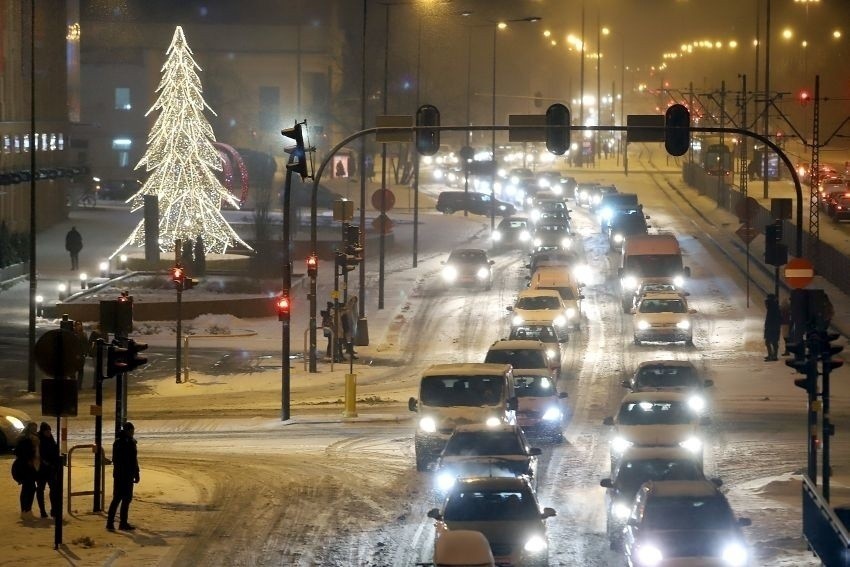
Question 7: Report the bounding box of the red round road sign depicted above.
[784,257,815,289]
[371,189,395,212]
[371,214,394,234]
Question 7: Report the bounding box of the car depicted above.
[485,338,560,377]
[623,480,751,567]
[441,248,495,290]
[531,220,572,251]
[630,280,685,311]
[632,291,696,346]
[434,424,542,494]
[623,360,714,413]
[586,184,618,209]
[431,530,495,567]
[506,289,567,329]
[534,170,571,197]
[491,216,533,250]
[596,193,640,231]
[527,267,583,330]
[427,477,556,567]
[529,198,571,224]
[513,373,568,441]
[603,391,710,470]
[508,322,568,365]
[435,191,516,217]
[823,190,849,215]
[526,248,579,276]
[600,446,717,550]
[608,211,649,250]
[0,405,31,451]
[832,195,850,222]
[575,181,600,205]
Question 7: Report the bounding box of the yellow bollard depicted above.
[343,373,358,418]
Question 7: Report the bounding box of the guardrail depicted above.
[67,443,107,512]
[802,474,850,566]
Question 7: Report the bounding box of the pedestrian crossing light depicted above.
[282,121,310,180]
[664,103,690,157]
[171,264,198,291]
[106,343,129,378]
[545,103,571,156]
[276,295,291,321]
[306,255,318,279]
[415,104,441,156]
[125,339,149,373]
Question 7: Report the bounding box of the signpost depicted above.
[735,225,759,244]
[785,257,815,289]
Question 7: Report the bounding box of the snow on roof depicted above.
[635,359,697,370]
[422,363,512,377]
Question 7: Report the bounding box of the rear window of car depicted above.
[449,250,487,263]
[444,490,540,522]
[485,349,547,369]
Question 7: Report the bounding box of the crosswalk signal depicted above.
[822,331,844,371]
[415,104,441,156]
[171,264,198,291]
[335,251,358,274]
[282,121,310,180]
[106,343,129,378]
[125,339,149,373]
[345,225,363,260]
[306,255,318,279]
[545,103,571,156]
[664,103,691,157]
[764,224,788,266]
[276,295,291,321]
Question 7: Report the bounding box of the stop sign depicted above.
[784,257,815,289]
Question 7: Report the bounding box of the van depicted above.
[618,234,690,313]
[408,363,516,471]
[528,266,584,330]
[435,191,516,217]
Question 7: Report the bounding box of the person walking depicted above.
[342,296,359,359]
[14,422,40,521]
[320,302,334,359]
[107,422,140,531]
[764,294,781,361]
[779,297,792,355]
[65,226,83,271]
[36,422,60,518]
[73,321,88,389]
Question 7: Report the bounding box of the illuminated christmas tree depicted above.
[113,26,249,258]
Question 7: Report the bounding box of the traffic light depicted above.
[764,223,788,266]
[345,225,363,260]
[415,104,440,156]
[282,122,310,180]
[664,103,691,157]
[106,343,128,378]
[171,264,198,291]
[335,251,358,273]
[306,255,318,279]
[799,90,811,106]
[276,295,291,321]
[545,103,571,156]
[125,339,149,373]
[821,331,844,372]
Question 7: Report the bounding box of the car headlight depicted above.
[546,348,556,359]
[519,230,531,242]
[560,237,571,249]
[523,535,548,554]
[636,544,663,566]
[436,471,456,492]
[533,238,542,247]
[611,436,634,454]
[538,178,550,188]
[673,275,685,287]
[511,175,519,185]
[679,436,702,453]
[551,186,562,196]
[613,233,624,243]
[530,210,541,222]
[5,415,25,431]
[721,542,748,567]
[492,231,503,241]
[512,314,524,326]
[419,416,437,433]
[621,275,638,290]
[592,195,602,204]
[447,172,457,182]
[498,205,506,211]
[676,319,691,330]
[441,266,458,283]
[433,169,444,180]
[687,395,706,413]
[601,207,613,221]
[542,406,561,421]
[565,307,576,319]
[612,501,631,520]
[423,156,434,165]
[476,267,490,280]
[485,416,501,427]
[637,320,650,331]
[553,315,566,327]
[574,264,592,284]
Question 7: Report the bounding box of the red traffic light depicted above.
[276,295,291,321]
[306,255,318,278]
[799,90,811,106]
[172,266,185,282]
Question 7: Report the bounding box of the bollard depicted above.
[343,373,358,418]
[183,336,190,382]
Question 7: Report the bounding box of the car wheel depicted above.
[443,207,455,215]
[415,453,429,472]
[633,337,641,346]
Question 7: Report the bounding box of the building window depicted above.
[115,87,132,111]
[2,136,10,154]
[258,86,280,133]
[113,138,132,168]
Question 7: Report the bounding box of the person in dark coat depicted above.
[764,294,782,361]
[14,422,40,521]
[320,302,334,359]
[36,422,60,518]
[65,226,83,271]
[107,421,140,531]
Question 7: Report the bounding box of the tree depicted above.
[113,26,250,258]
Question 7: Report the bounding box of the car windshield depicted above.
[514,375,556,397]
[536,223,566,232]
[444,489,541,522]
[449,250,487,264]
[420,376,505,407]
[515,296,561,310]
[639,299,686,313]
[616,459,704,492]
[443,431,525,456]
[510,325,560,343]
[636,366,700,389]
[485,349,548,369]
[617,401,694,425]
[623,256,683,277]
[642,495,735,531]
[501,220,527,230]
[612,215,647,232]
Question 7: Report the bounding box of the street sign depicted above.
[735,196,759,222]
[785,257,815,289]
[371,189,395,212]
[333,199,354,221]
[372,214,394,234]
[34,329,82,377]
[375,115,413,143]
[771,198,793,220]
[626,114,665,143]
[735,224,759,244]
[508,114,546,142]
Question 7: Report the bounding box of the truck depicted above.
[618,234,690,313]
[408,363,516,471]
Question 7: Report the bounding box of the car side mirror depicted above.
[630,308,636,315]
[408,397,418,412]
[684,266,691,277]
[558,392,568,399]
[711,477,724,487]
[627,517,639,527]
[683,291,691,296]
[427,508,442,520]
[541,507,556,519]
[508,397,518,411]
[700,416,712,426]
[440,260,446,265]
[603,416,615,426]
[621,380,630,388]
[600,478,613,489]
[529,447,542,457]
[524,264,531,270]
[703,379,714,388]
[645,215,651,219]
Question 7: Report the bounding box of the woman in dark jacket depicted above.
[14,422,40,520]
[764,294,782,361]
[36,422,60,518]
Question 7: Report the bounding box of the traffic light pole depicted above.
[282,166,293,421]
[175,284,182,384]
[93,339,104,512]
[822,347,831,501]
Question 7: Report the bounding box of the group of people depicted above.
[320,296,358,363]
[12,420,141,531]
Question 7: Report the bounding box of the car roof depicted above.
[453,423,522,434]
[644,479,722,498]
[454,476,532,491]
[423,363,512,377]
[489,339,546,350]
[636,360,697,371]
[450,248,487,255]
[621,390,691,403]
[638,292,688,301]
[500,216,529,223]
[517,288,562,299]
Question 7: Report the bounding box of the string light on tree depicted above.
[113,26,250,258]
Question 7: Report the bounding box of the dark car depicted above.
[492,216,532,250]
[535,170,572,198]
[441,248,495,290]
[586,184,618,209]
[532,221,573,251]
[833,196,850,222]
[608,211,649,250]
[575,181,600,205]
[596,192,640,230]
[436,191,516,217]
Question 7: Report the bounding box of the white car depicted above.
[632,291,696,346]
[0,405,32,451]
[484,338,560,378]
[506,289,567,329]
[603,391,710,470]
[623,360,714,414]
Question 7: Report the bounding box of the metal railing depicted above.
[67,443,106,512]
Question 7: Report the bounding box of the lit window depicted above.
[2,135,9,154]
[57,134,64,150]
[112,138,132,150]
[115,87,132,111]
[117,151,129,168]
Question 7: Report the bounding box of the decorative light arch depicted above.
[213,142,249,205]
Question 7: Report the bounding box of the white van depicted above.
[528,266,584,330]
[408,363,516,472]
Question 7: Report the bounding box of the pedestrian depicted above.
[334,301,346,363]
[342,296,359,359]
[14,422,40,521]
[747,160,760,181]
[88,325,103,388]
[36,422,59,518]
[106,421,140,532]
[320,302,334,359]
[764,294,781,361]
[779,297,792,355]
[73,321,88,389]
[365,155,375,182]
[65,226,83,271]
